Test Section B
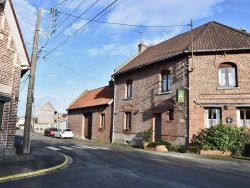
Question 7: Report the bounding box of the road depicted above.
[2,131,250,188]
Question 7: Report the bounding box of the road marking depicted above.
[46,146,61,151]
[46,145,111,151]
[72,146,111,150]
[59,146,74,150]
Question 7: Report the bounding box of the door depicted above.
[154,113,162,141]
[84,114,92,139]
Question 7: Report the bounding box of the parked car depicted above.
[44,128,58,136]
[54,128,73,139]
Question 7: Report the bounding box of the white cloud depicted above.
[12,0,37,44]
[86,43,135,57]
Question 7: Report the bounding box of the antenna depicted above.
[135,30,143,41]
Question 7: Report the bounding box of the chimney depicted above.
[240,27,246,32]
[138,41,149,53]
[109,77,114,87]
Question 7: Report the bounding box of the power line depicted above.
[43,0,118,57]
[46,0,91,47]
[58,11,191,28]
[47,54,106,84]
[52,0,87,33]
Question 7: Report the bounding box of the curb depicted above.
[0,154,69,182]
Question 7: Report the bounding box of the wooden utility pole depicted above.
[23,8,42,154]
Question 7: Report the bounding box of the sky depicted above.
[11,0,250,116]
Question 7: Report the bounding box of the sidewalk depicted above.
[1,133,250,182]
[0,135,68,182]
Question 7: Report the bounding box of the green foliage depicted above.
[19,124,25,127]
[190,124,250,156]
[142,128,153,142]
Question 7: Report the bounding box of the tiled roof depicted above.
[114,21,250,75]
[67,85,114,110]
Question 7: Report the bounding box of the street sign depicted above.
[225,117,233,124]
[177,90,185,103]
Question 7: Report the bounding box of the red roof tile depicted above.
[67,85,114,110]
[114,21,250,75]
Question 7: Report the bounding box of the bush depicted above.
[190,124,250,157]
[142,129,153,142]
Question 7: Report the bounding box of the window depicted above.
[0,96,10,130]
[237,108,250,128]
[218,63,237,87]
[204,108,221,128]
[126,80,133,98]
[161,71,171,92]
[168,109,174,121]
[125,112,131,130]
[100,114,105,128]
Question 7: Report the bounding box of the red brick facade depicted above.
[112,22,250,149]
[0,1,29,156]
[188,53,250,141]
[113,58,188,148]
[67,85,114,142]
[68,104,113,142]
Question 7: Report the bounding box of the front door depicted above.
[154,113,162,141]
[84,114,92,139]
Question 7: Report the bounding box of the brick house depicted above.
[0,0,30,156]
[112,21,250,149]
[37,101,58,125]
[67,82,114,142]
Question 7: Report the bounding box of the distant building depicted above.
[37,101,58,125]
[16,116,25,127]
[0,0,30,157]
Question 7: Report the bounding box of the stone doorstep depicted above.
[200,150,231,156]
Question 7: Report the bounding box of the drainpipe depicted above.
[111,76,116,143]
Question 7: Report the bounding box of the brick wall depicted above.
[68,104,113,142]
[188,53,250,140]
[114,57,188,147]
[0,8,22,156]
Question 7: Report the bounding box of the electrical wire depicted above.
[47,54,106,84]
[43,0,118,57]
[42,0,99,49]
[58,11,191,28]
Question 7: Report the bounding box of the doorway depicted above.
[84,114,92,139]
[154,113,162,141]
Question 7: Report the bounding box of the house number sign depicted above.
[225,117,233,124]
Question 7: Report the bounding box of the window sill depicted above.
[156,91,171,95]
[166,120,174,123]
[123,97,133,100]
[216,87,240,90]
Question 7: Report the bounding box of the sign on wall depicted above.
[177,89,185,103]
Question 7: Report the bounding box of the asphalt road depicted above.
[2,131,250,188]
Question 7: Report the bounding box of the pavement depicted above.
[0,132,250,182]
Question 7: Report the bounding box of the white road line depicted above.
[71,146,111,150]
[46,146,61,151]
[59,146,74,150]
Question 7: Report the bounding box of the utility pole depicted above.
[23,8,42,154]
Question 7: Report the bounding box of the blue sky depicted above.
[12,0,250,116]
